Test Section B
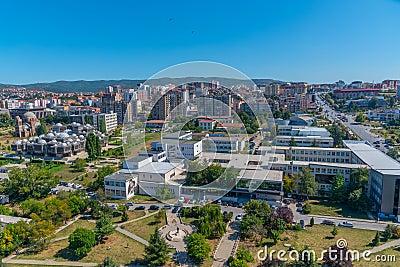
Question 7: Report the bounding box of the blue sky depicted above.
[1,0,400,84]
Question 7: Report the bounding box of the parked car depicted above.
[135,205,145,210]
[125,202,134,208]
[283,199,291,205]
[321,220,335,226]
[163,204,172,209]
[296,203,303,207]
[110,204,118,210]
[338,221,354,228]
[235,214,243,220]
[172,206,180,213]
[149,205,160,210]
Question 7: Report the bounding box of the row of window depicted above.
[105,180,125,187]
[291,156,350,163]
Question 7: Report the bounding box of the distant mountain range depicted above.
[0,78,280,93]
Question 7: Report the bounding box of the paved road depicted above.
[289,203,389,231]
[316,94,387,152]
[212,221,240,267]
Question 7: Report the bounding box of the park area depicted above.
[243,224,400,267]
[13,210,166,266]
[306,199,371,219]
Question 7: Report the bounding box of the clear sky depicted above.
[1,0,400,84]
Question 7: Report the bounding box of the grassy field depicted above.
[111,210,146,223]
[246,225,390,267]
[307,200,370,219]
[18,231,145,265]
[54,219,95,239]
[121,212,167,241]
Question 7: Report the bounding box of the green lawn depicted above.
[18,231,145,265]
[111,210,146,223]
[307,200,370,219]
[53,219,95,239]
[54,164,84,181]
[121,212,166,241]
[247,225,388,267]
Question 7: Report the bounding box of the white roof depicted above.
[344,140,400,175]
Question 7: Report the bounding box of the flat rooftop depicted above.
[275,135,333,140]
[132,162,181,174]
[239,169,283,182]
[344,140,400,175]
[260,146,351,151]
[104,171,135,181]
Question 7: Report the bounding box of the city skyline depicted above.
[1,0,400,84]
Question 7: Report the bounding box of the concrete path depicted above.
[212,221,240,267]
[115,210,155,227]
[369,239,400,254]
[115,226,149,246]
[2,258,97,266]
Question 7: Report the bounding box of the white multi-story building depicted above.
[274,136,334,148]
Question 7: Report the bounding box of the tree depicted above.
[186,233,211,264]
[239,214,264,240]
[36,121,47,136]
[383,224,394,241]
[68,194,86,216]
[330,172,345,202]
[312,139,318,147]
[72,158,87,172]
[331,225,338,237]
[121,210,128,222]
[99,256,118,267]
[372,231,380,246]
[355,113,366,123]
[3,165,58,202]
[94,213,114,242]
[144,228,170,266]
[156,185,174,200]
[368,97,379,109]
[297,167,318,199]
[69,228,96,257]
[302,202,311,214]
[387,147,399,160]
[348,168,369,192]
[99,119,107,134]
[270,207,293,224]
[283,174,297,193]
[289,137,297,147]
[282,111,291,120]
[86,133,102,160]
[322,245,353,267]
[389,96,396,108]
[229,258,248,267]
[236,247,254,263]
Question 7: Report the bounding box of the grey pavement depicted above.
[212,221,240,267]
[115,226,149,246]
[369,239,400,254]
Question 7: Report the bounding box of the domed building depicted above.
[14,112,41,138]
[12,122,108,159]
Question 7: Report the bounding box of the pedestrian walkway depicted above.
[115,210,156,227]
[115,226,149,246]
[212,221,240,267]
[369,239,400,254]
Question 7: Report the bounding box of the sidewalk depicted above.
[369,239,400,254]
[212,221,240,267]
